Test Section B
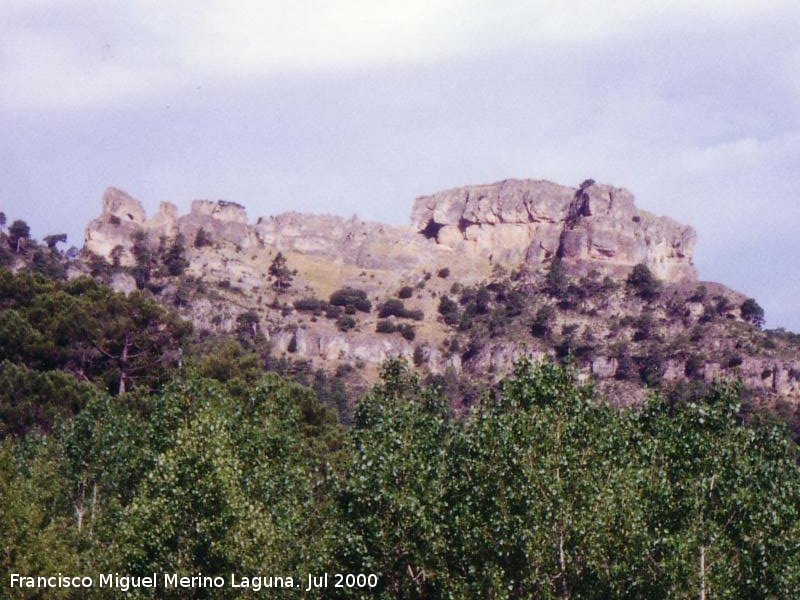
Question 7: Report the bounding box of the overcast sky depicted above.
[1,1,798,330]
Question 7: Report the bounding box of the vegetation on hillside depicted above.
[1,221,800,598]
[2,358,799,598]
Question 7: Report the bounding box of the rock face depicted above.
[412,179,697,282]
[80,179,800,408]
[86,178,697,283]
[84,190,256,265]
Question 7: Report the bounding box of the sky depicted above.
[1,1,798,330]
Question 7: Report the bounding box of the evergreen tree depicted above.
[269,252,293,291]
[8,220,30,253]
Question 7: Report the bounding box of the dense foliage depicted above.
[0,271,191,434]
[0,248,798,598]
[2,356,799,598]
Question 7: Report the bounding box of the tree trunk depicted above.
[559,528,570,600]
[89,482,99,532]
[699,545,706,600]
[556,465,570,600]
[118,334,130,395]
[75,480,85,531]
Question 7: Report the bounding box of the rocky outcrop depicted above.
[79,180,800,408]
[412,179,697,282]
[84,189,257,264]
[254,213,437,272]
[86,179,696,282]
[84,188,150,266]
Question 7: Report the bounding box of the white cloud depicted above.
[0,0,782,110]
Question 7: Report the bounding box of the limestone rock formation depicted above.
[84,189,256,265]
[412,179,697,282]
[80,179,800,408]
[86,179,697,283]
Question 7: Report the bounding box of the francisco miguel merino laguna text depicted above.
[9,572,379,591]
[11,573,296,591]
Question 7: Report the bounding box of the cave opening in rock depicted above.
[421,219,443,240]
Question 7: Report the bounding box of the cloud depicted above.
[0,0,781,111]
[1,0,798,328]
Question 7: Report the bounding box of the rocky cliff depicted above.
[81,178,799,408]
[86,179,697,281]
[412,179,696,282]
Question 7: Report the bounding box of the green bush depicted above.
[413,346,425,366]
[740,298,765,327]
[324,305,342,319]
[330,287,372,313]
[294,297,326,313]
[397,323,416,341]
[626,263,662,300]
[398,286,414,299]
[194,227,212,247]
[376,319,396,334]
[336,315,356,332]
[379,299,423,320]
[379,298,406,318]
[546,257,570,298]
[531,305,555,338]
[438,296,460,326]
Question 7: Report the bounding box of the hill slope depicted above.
[75,178,799,413]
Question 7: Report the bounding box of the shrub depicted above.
[715,295,734,315]
[164,233,189,276]
[461,337,483,361]
[397,323,416,341]
[615,353,635,381]
[294,297,326,313]
[633,313,656,341]
[379,298,406,318]
[601,276,619,293]
[336,316,356,332]
[354,298,372,312]
[376,320,396,334]
[194,227,212,247]
[437,267,450,278]
[503,289,527,318]
[413,345,425,366]
[398,286,414,299]
[726,354,743,368]
[626,263,661,300]
[689,285,707,303]
[475,286,491,314]
[438,295,460,326]
[638,346,666,386]
[740,298,765,328]
[378,299,423,320]
[685,354,703,379]
[287,333,298,353]
[330,287,372,313]
[531,305,556,338]
[546,257,570,298]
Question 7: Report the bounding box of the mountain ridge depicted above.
[78,178,799,410]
